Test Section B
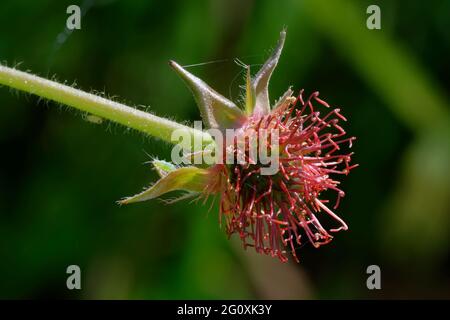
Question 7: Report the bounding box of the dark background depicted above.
[0,0,449,299]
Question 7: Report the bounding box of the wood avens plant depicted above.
[0,30,357,262]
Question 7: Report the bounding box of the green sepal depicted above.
[273,87,294,112]
[169,60,245,129]
[152,159,177,177]
[251,30,286,115]
[245,65,255,115]
[119,166,211,204]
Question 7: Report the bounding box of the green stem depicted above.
[0,65,213,146]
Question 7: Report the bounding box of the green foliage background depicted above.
[0,0,449,299]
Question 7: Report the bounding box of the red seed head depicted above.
[212,90,358,262]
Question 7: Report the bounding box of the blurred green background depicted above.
[0,0,449,299]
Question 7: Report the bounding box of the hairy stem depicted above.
[0,65,213,147]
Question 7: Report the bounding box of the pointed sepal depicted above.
[273,86,294,113]
[251,30,286,115]
[169,60,245,129]
[119,166,211,204]
[152,159,176,177]
[245,65,255,115]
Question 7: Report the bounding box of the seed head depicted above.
[120,30,358,262]
[213,90,357,262]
